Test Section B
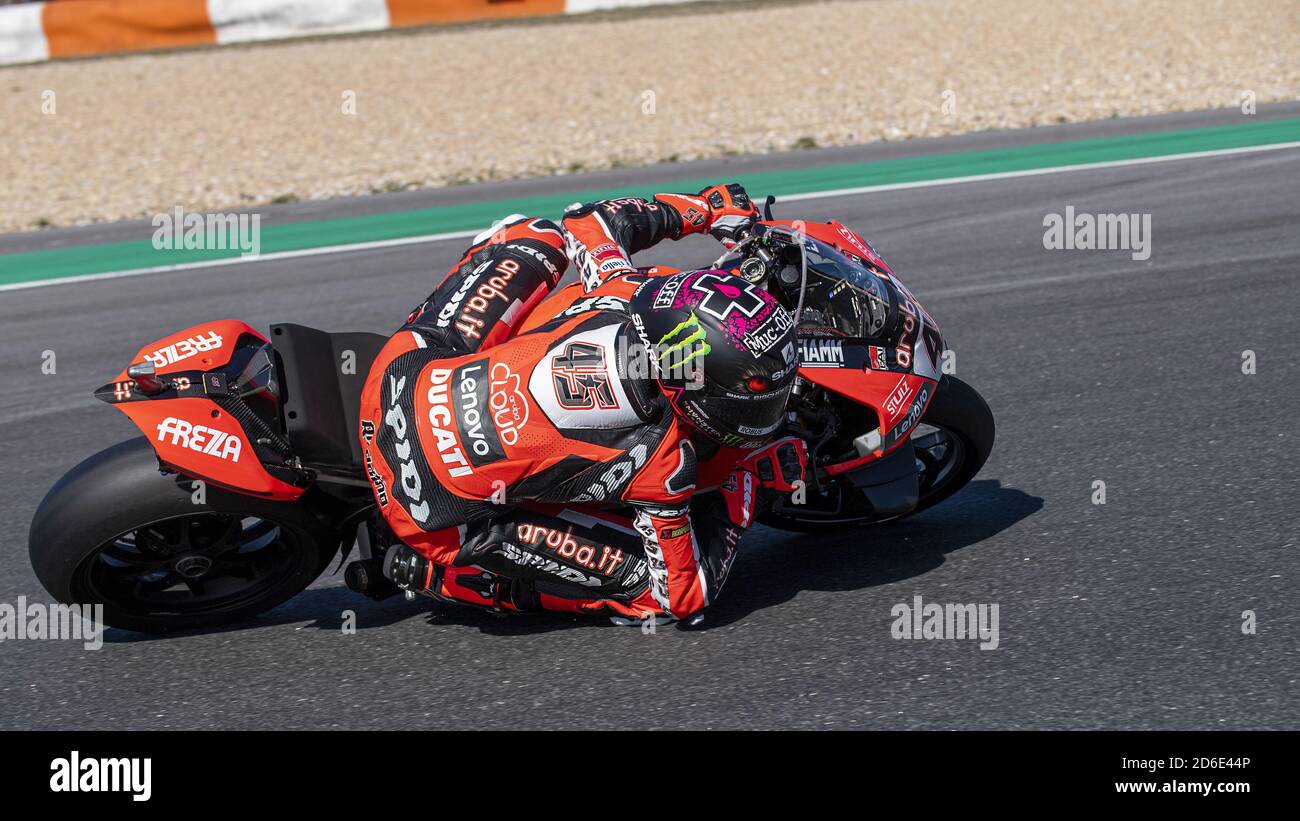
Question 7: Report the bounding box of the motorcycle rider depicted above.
[359,183,805,624]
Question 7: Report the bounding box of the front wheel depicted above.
[904,374,995,516]
[29,439,341,633]
[760,375,995,532]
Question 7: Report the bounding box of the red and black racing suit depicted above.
[358,192,744,621]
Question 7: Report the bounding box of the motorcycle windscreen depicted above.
[792,238,895,339]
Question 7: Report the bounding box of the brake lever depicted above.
[711,235,753,269]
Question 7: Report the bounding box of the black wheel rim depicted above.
[76,513,307,618]
[909,422,968,504]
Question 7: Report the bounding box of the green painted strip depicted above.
[3,117,1298,287]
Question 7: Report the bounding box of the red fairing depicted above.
[114,397,304,499]
[799,366,937,475]
[105,320,303,500]
[768,219,894,275]
[109,319,265,382]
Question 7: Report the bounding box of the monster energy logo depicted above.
[656,313,710,383]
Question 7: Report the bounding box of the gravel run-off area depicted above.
[0,0,1296,232]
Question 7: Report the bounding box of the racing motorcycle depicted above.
[28,200,994,632]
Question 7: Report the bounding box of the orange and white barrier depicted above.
[0,0,700,65]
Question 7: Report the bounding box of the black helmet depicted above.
[629,270,797,449]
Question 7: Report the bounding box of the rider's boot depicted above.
[382,544,438,597]
[437,566,541,614]
[382,542,544,613]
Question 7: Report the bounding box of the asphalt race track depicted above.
[0,109,1296,730]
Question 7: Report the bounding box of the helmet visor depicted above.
[676,381,791,447]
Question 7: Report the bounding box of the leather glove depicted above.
[719,466,758,529]
[740,436,807,493]
[698,182,759,245]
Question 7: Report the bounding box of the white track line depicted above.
[776,140,1300,202]
[0,229,479,293]
[2,138,1297,294]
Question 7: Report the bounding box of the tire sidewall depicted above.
[905,374,995,515]
[29,438,339,633]
[758,375,995,531]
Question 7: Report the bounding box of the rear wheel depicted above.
[759,375,994,532]
[29,438,340,633]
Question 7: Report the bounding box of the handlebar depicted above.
[710,195,810,325]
